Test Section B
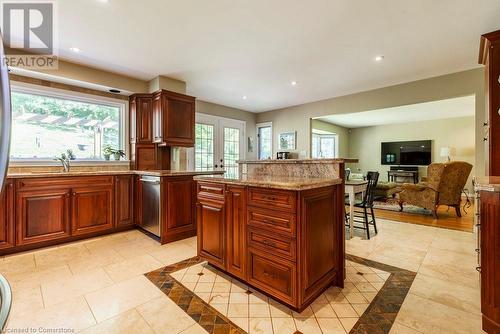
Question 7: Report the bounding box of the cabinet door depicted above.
[152,93,163,143]
[72,186,113,236]
[115,175,134,227]
[163,95,195,146]
[197,198,225,268]
[136,96,153,143]
[129,97,137,143]
[163,178,195,241]
[0,180,15,249]
[226,186,246,279]
[16,188,71,245]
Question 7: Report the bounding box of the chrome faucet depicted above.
[54,153,71,172]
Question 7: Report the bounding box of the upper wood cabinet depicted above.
[0,180,15,250]
[130,94,153,144]
[152,90,195,147]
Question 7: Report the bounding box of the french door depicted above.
[190,113,245,177]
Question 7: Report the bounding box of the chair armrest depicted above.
[401,183,438,192]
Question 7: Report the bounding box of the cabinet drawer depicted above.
[248,207,296,236]
[17,176,114,191]
[248,249,296,305]
[248,228,296,261]
[248,187,296,212]
[197,182,225,200]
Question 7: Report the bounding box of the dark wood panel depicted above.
[72,186,114,236]
[0,180,15,249]
[247,206,296,236]
[197,182,225,200]
[163,94,195,146]
[16,189,71,245]
[226,186,246,279]
[16,176,113,191]
[115,175,134,227]
[248,187,296,212]
[480,190,500,333]
[247,249,296,305]
[248,227,296,261]
[136,96,153,143]
[197,198,225,268]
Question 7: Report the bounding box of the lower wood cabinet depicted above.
[0,180,15,250]
[115,175,134,227]
[197,182,344,311]
[72,186,114,236]
[479,190,500,333]
[16,188,71,245]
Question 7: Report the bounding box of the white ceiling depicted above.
[23,1,500,112]
[316,95,475,128]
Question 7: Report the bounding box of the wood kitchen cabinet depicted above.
[115,175,134,227]
[16,188,71,246]
[0,180,15,250]
[71,185,114,236]
[130,94,154,143]
[196,181,344,311]
[152,90,195,147]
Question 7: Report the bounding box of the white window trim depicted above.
[312,133,339,159]
[9,81,129,165]
[256,122,273,160]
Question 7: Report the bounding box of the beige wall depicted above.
[256,68,486,177]
[348,116,476,191]
[310,119,350,158]
[196,100,257,160]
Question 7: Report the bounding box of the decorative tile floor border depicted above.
[145,255,416,334]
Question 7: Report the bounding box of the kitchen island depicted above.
[194,167,346,311]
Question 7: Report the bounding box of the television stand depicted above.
[388,166,419,184]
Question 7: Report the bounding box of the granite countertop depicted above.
[237,158,359,164]
[7,169,224,179]
[194,174,342,191]
[474,176,500,192]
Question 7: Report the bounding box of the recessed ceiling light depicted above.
[291,81,297,86]
[242,96,247,100]
[69,47,81,53]
[375,55,384,62]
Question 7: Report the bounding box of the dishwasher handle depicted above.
[140,178,161,184]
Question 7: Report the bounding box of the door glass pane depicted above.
[320,136,336,158]
[223,127,240,178]
[312,133,320,158]
[258,126,272,160]
[195,123,214,171]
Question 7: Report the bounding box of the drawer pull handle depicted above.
[263,239,276,247]
[476,266,481,273]
[262,195,277,201]
[263,271,277,279]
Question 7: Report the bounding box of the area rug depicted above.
[373,198,432,216]
[145,255,416,334]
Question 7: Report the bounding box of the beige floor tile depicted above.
[292,306,314,319]
[194,282,214,293]
[231,317,249,332]
[339,317,358,332]
[137,296,196,334]
[181,323,209,334]
[317,318,347,334]
[343,291,368,304]
[211,303,228,316]
[249,318,273,334]
[85,275,163,322]
[148,243,197,266]
[212,282,231,293]
[8,264,73,291]
[34,243,91,270]
[42,268,114,306]
[248,290,269,304]
[0,252,36,275]
[10,286,44,316]
[332,303,358,318]
[195,292,211,303]
[79,309,155,334]
[6,296,96,332]
[68,249,124,274]
[361,292,377,303]
[269,302,293,318]
[229,292,249,304]
[103,254,163,282]
[396,293,482,334]
[351,303,369,316]
[272,317,297,333]
[249,303,270,318]
[231,282,248,293]
[227,304,249,318]
[209,292,230,304]
[389,321,424,334]
[311,302,337,318]
[409,273,481,315]
[354,282,377,292]
[294,317,322,334]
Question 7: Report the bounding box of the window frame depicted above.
[9,82,129,165]
[311,132,339,159]
[256,122,273,160]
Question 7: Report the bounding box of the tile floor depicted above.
[0,217,483,334]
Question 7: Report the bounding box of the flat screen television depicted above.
[381,140,432,166]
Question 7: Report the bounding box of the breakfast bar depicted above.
[194,159,349,311]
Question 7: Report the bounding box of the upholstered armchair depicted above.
[398,161,472,218]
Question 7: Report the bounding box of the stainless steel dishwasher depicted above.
[140,175,161,237]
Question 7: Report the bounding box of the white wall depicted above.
[347,116,475,191]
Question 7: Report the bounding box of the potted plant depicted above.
[66,149,76,160]
[103,145,114,161]
[113,149,125,161]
